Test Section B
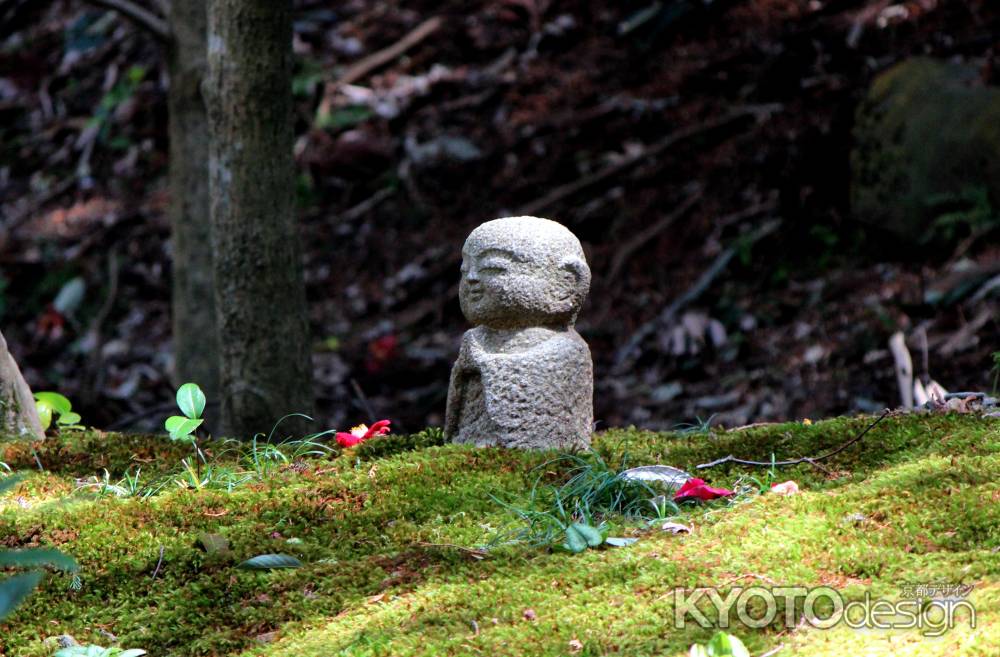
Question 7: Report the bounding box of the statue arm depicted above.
[444,360,463,439]
[444,332,475,438]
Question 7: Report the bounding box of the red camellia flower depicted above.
[336,419,391,448]
[673,478,734,502]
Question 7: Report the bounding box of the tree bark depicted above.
[167,0,220,406]
[0,331,43,440]
[205,0,314,438]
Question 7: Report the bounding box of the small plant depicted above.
[647,494,678,523]
[165,382,208,482]
[0,473,78,620]
[33,392,83,432]
[165,383,206,442]
[689,631,750,657]
[673,415,716,436]
[561,522,604,553]
[75,468,149,499]
[55,646,146,657]
[490,450,662,549]
[927,186,998,246]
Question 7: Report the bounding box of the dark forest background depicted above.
[2,0,999,435]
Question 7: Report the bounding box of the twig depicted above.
[517,107,775,217]
[338,187,395,224]
[607,185,702,281]
[317,17,443,121]
[151,545,165,580]
[695,410,890,470]
[888,331,913,408]
[759,644,785,657]
[613,218,781,372]
[1,176,75,235]
[85,0,171,42]
[339,17,442,87]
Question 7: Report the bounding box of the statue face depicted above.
[459,217,590,329]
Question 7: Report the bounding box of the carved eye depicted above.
[478,259,508,274]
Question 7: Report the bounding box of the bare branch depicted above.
[695,410,891,470]
[86,0,171,42]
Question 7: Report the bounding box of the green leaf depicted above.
[33,392,72,415]
[176,383,206,419]
[57,412,82,426]
[118,650,147,657]
[706,632,749,657]
[315,105,374,130]
[53,649,83,657]
[0,571,44,620]
[165,416,202,440]
[604,537,638,548]
[728,636,750,657]
[196,533,232,556]
[570,523,604,548]
[0,548,78,572]
[562,525,588,554]
[35,403,52,431]
[237,554,303,570]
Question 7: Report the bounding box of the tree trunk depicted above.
[167,0,220,405]
[205,0,314,438]
[0,331,43,440]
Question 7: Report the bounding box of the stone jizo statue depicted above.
[445,216,593,449]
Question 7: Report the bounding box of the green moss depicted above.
[0,413,997,656]
[851,57,1000,239]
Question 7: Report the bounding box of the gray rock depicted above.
[445,216,593,449]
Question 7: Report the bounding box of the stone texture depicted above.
[851,57,1000,239]
[445,216,593,449]
[0,330,43,440]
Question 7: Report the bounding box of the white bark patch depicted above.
[208,34,226,57]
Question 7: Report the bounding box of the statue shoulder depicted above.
[535,329,589,358]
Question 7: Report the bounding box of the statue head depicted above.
[459,216,591,329]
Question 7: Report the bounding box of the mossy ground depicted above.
[0,413,997,656]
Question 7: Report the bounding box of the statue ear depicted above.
[559,256,591,295]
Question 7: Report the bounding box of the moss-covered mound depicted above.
[1,414,997,656]
[851,57,1000,239]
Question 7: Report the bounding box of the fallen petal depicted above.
[771,480,800,496]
